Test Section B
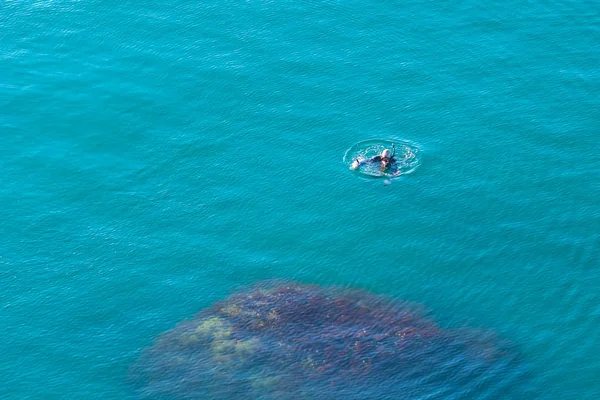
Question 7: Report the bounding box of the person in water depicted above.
[351,145,397,172]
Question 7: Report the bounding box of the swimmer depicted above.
[351,144,397,171]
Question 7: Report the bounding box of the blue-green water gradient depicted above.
[1,0,599,398]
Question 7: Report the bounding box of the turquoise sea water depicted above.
[2,0,599,398]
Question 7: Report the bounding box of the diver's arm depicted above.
[351,156,372,170]
[352,155,382,170]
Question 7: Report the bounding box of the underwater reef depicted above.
[132,282,528,399]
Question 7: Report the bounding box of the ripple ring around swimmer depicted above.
[344,139,421,179]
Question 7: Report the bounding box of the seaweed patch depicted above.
[131,282,528,399]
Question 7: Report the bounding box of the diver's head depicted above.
[380,149,392,170]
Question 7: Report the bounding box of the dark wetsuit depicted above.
[369,155,395,163]
[354,146,399,173]
[363,155,397,171]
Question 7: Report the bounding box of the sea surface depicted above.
[1,1,599,399]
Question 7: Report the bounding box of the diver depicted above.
[351,144,398,173]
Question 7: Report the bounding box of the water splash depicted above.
[344,139,421,179]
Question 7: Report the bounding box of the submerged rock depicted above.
[131,282,528,399]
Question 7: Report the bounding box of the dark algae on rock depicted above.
[131,282,529,399]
